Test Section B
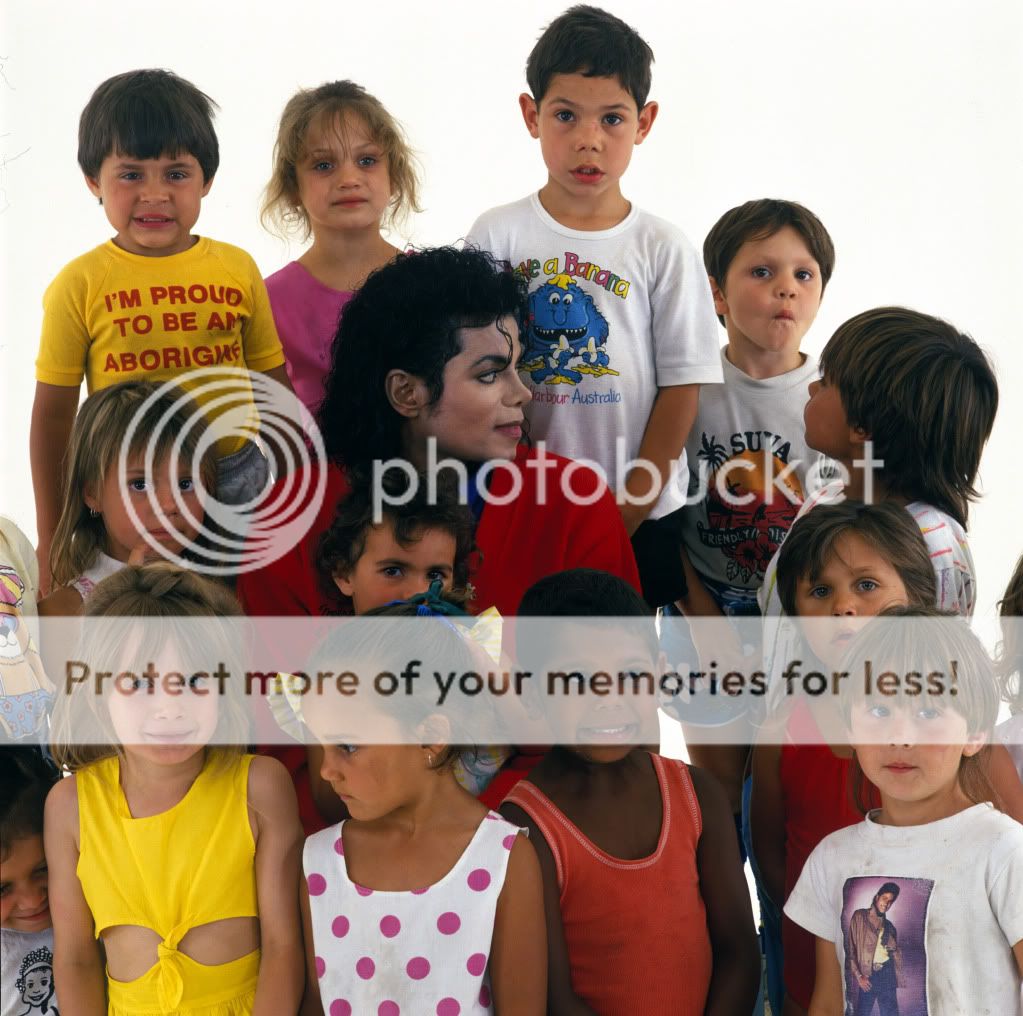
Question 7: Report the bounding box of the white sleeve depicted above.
[783,840,839,942]
[989,832,1023,947]
[648,231,723,388]
[466,211,500,259]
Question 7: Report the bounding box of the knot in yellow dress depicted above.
[76,753,260,1015]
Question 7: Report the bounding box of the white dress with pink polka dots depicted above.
[304,810,521,1016]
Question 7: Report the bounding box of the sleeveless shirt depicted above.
[304,810,521,1014]
[503,753,712,1016]
[76,753,260,1014]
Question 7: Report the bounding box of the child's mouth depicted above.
[135,216,174,228]
[571,167,604,184]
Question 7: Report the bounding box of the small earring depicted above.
[89,508,100,518]
[426,752,434,767]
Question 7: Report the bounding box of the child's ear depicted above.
[385,369,428,419]
[962,730,988,758]
[708,276,729,318]
[201,175,214,198]
[83,485,100,513]
[333,572,355,599]
[417,713,452,757]
[519,93,540,139]
[634,101,659,144]
[84,175,103,203]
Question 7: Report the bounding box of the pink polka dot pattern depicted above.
[502,834,516,850]
[467,868,491,892]
[329,1001,351,1016]
[411,887,429,895]
[331,915,350,938]
[406,956,431,980]
[437,911,461,935]
[378,1003,399,1016]
[379,914,401,938]
[484,813,498,820]
[307,873,327,896]
[314,956,325,979]
[436,999,461,1016]
[333,836,345,855]
[466,952,487,976]
[479,984,492,1007]
[356,956,375,980]
[355,885,374,896]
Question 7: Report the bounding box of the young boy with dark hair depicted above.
[468,5,722,609]
[317,468,478,614]
[31,69,293,587]
[680,198,835,618]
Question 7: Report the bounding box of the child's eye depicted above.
[427,568,449,582]
[796,269,815,282]
[128,478,149,493]
[917,707,942,721]
[128,676,155,692]
[856,579,880,593]
[751,266,772,279]
[381,565,404,578]
[167,170,188,181]
[334,743,359,755]
[357,156,378,168]
[178,478,195,493]
[603,114,624,126]
[120,171,141,181]
[313,160,333,172]
[187,674,209,691]
[867,704,891,720]
[554,109,575,123]
[808,584,831,599]
[0,883,10,897]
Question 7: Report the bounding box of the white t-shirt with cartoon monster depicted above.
[468,193,722,518]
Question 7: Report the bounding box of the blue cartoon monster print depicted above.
[523,274,618,385]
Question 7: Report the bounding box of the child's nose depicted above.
[832,593,857,617]
[775,276,797,298]
[140,177,170,202]
[575,119,602,149]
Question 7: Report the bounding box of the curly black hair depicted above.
[316,246,528,472]
[0,747,58,856]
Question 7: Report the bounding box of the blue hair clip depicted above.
[388,578,468,618]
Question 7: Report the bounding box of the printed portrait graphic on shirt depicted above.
[693,429,803,584]
[13,944,59,1015]
[519,263,622,389]
[841,876,933,1016]
[0,565,51,742]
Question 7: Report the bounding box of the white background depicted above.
[2,0,1021,618]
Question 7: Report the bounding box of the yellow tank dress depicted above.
[76,753,260,1015]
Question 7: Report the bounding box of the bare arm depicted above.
[30,382,80,593]
[490,834,547,1015]
[808,936,845,1016]
[750,742,787,908]
[1014,939,1023,978]
[256,364,299,480]
[298,880,325,1016]
[249,755,305,1016]
[620,384,699,536]
[689,764,760,1015]
[500,802,597,1016]
[44,776,107,1015]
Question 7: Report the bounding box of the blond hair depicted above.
[49,382,217,588]
[49,564,250,771]
[261,80,421,241]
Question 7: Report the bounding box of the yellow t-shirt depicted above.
[36,238,286,456]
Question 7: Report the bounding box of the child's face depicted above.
[803,375,861,461]
[713,226,824,363]
[0,835,50,932]
[106,644,220,765]
[85,451,204,565]
[309,696,433,821]
[85,151,212,257]
[296,115,393,238]
[850,699,983,817]
[520,73,656,206]
[404,316,529,465]
[795,533,910,668]
[544,627,661,763]
[337,521,457,614]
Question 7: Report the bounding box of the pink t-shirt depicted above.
[264,261,353,415]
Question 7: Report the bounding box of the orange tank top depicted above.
[75,753,259,1011]
[504,753,712,1016]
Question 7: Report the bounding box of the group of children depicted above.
[3,2,1023,1014]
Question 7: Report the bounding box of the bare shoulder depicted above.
[45,773,80,839]
[247,753,297,809]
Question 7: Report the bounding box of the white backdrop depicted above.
[2,0,1021,617]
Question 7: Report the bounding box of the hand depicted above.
[857,974,871,991]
